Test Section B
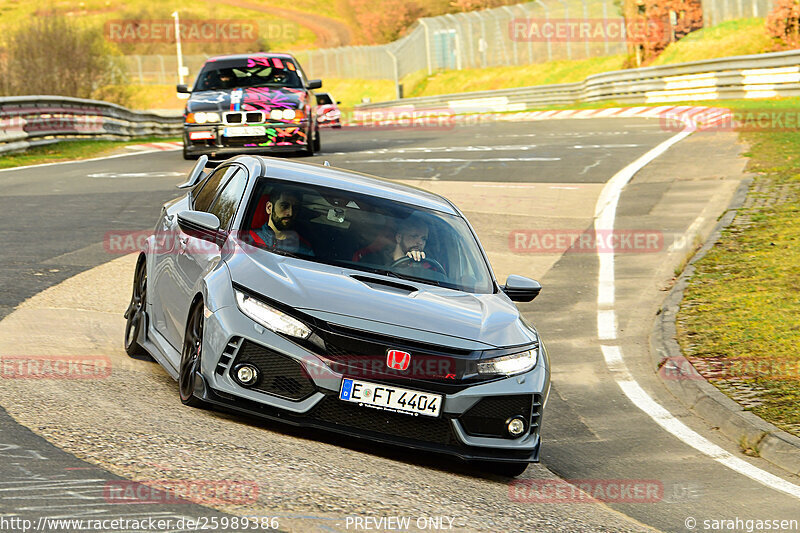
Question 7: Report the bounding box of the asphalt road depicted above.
[0,119,797,532]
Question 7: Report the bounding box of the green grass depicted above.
[0,136,181,170]
[674,98,800,437]
[404,55,628,98]
[650,18,774,66]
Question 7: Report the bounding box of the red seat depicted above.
[352,232,394,262]
[251,194,270,229]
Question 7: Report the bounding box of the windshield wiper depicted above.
[389,271,442,287]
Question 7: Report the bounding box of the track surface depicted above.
[1,120,798,532]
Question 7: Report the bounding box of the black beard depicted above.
[271,211,293,231]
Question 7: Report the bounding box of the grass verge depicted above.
[674,98,800,437]
[0,136,181,170]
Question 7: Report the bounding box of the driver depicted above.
[393,216,428,263]
[251,186,314,256]
[359,214,433,267]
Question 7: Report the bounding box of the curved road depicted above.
[0,119,798,532]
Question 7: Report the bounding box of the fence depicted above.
[353,49,800,112]
[0,96,182,155]
[123,0,778,87]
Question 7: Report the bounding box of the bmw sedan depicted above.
[177,53,322,159]
[124,155,550,476]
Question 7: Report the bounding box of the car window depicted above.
[316,93,333,105]
[194,57,303,91]
[193,165,238,212]
[208,168,248,230]
[240,178,494,294]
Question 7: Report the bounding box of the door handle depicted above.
[179,237,188,254]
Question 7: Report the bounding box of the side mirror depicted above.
[176,84,191,94]
[177,211,222,244]
[336,101,341,105]
[501,275,542,302]
[307,79,322,90]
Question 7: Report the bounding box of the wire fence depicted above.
[123,0,778,86]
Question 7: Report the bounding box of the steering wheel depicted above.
[390,255,447,275]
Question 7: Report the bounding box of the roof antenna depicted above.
[323,161,331,167]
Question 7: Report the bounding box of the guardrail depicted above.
[0,96,183,156]
[355,49,800,114]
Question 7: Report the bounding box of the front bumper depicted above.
[197,303,550,463]
[183,121,310,156]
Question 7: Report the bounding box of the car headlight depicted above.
[193,112,221,124]
[477,346,539,376]
[282,109,296,120]
[234,290,311,339]
[270,109,284,120]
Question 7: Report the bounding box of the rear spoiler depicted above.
[177,155,210,189]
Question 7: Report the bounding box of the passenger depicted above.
[252,187,314,256]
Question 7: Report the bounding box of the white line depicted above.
[595,127,800,499]
[0,148,177,174]
[344,157,560,163]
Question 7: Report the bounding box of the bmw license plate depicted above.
[223,126,266,137]
[339,378,442,417]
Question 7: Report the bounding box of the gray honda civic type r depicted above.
[124,154,550,476]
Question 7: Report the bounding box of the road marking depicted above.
[343,157,561,163]
[88,171,182,179]
[595,128,800,499]
[0,148,179,174]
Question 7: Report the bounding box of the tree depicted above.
[767,0,800,49]
[0,16,127,101]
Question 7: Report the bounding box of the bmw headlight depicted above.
[477,345,539,376]
[234,290,311,339]
[270,109,283,120]
[194,112,221,124]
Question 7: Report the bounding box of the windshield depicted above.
[316,93,333,105]
[239,178,495,294]
[194,57,303,91]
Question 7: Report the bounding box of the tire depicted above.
[123,259,148,357]
[182,143,199,160]
[313,128,321,152]
[179,302,207,408]
[303,128,316,156]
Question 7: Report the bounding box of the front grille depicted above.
[459,394,537,438]
[231,340,315,401]
[224,111,264,124]
[307,324,479,389]
[309,395,458,446]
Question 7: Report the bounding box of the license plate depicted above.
[223,126,266,137]
[339,378,442,417]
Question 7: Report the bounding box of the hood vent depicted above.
[350,275,418,295]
